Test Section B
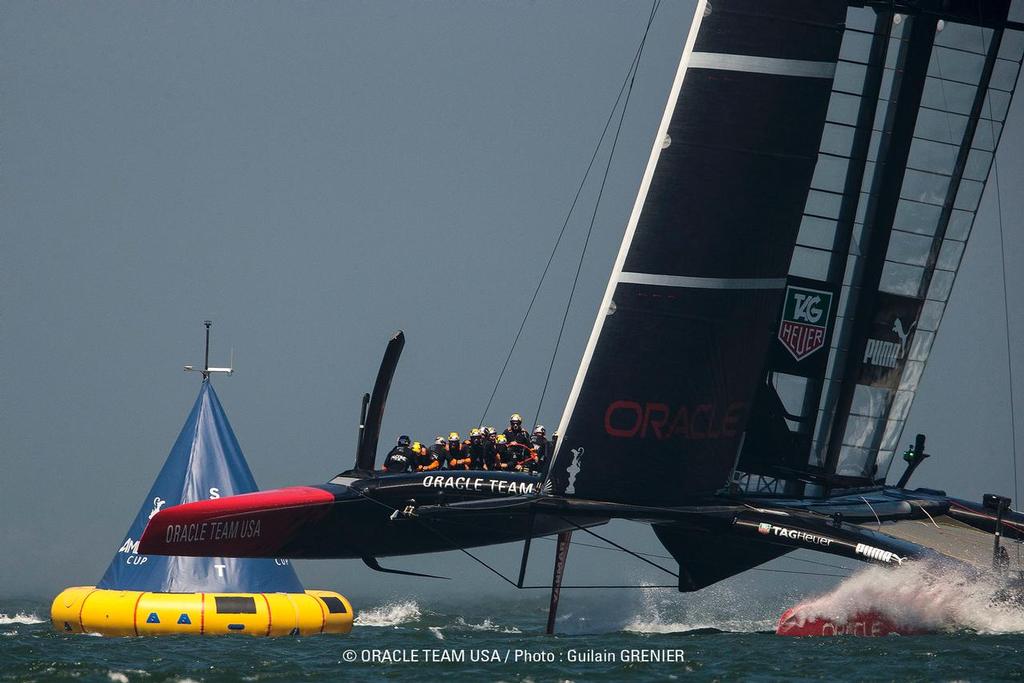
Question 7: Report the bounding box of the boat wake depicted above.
[787,563,1024,634]
[0,612,44,625]
[354,601,422,628]
[621,584,776,634]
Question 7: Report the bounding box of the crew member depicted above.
[530,425,550,473]
[427,436,448,468]
[495,432,512,471]
[503,413,531,448]
[383,435,414,473]
[446,432,471,470]
[482,427,500,470]
[467,428,487,469]
[517,442,539,473]
[414,441,440,471]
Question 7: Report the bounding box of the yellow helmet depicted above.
[469,428,481,437]
[412,441,422,451]
[510,413,523,423]
[496,434,507,444]
[448,431,460,441]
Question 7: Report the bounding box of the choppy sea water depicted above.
[4,568,1024,682]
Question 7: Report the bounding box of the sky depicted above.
[2,1,1023,617]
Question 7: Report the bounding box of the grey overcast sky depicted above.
[3,1,1023,620]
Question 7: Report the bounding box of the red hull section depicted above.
[138,486,335,558]
[776,605,927,637]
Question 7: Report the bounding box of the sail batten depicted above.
[617,273,788,290]
[689,52,838,78]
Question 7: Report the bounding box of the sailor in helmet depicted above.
[467,428,487,469]
[530,425,550,473]
[446,432,471,470]
[383,435,414,473]
[426,436,448,469]
[503,413,531,448]
[482,427,499,470]
[415,440,440,472]
[493,433,511,470]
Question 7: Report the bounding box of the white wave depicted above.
[428,626,445,640]
[622,583,775,634]
[354,601,421,627]
[107,673,129,683]
[453,617,521,634]
[789,563,1024,634]
[624,618,761,634]
[1,630,17,637]
[0,612,44,625]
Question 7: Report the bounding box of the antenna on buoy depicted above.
[184,320,234,379]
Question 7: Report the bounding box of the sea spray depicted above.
[623,582,777,634]
[354,601,422,628]
[452,617,521,634]
[790,562,1024,634]
[0,612,44,625]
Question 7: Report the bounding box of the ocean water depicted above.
[4,568,1024,682]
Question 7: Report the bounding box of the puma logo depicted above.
[892,318,916,355]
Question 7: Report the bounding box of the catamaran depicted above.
[140,0,1024,635]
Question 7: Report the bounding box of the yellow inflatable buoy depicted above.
[54,370,355,637]
[52,587,352,636]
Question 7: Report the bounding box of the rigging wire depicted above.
[971,9,1022,568]
[477,0,663,429]
[348,473,851,584]
[531,0,662,428]
[992,119,1020,568]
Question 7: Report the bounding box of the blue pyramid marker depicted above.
[146,612,160,624]
[177,613,192,625]
[94,379,304,594]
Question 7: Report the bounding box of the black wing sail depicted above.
[547,0,849,506]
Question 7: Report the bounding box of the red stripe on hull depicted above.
[138,486,335,557]
[775,605,927,637]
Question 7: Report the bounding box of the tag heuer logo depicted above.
[758,523,772,535]
[778,286,832,361]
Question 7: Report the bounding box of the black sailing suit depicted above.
[382,445,414,473]
[419,444,444,471]
[467,437,487,469]
[530,434,551,474]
